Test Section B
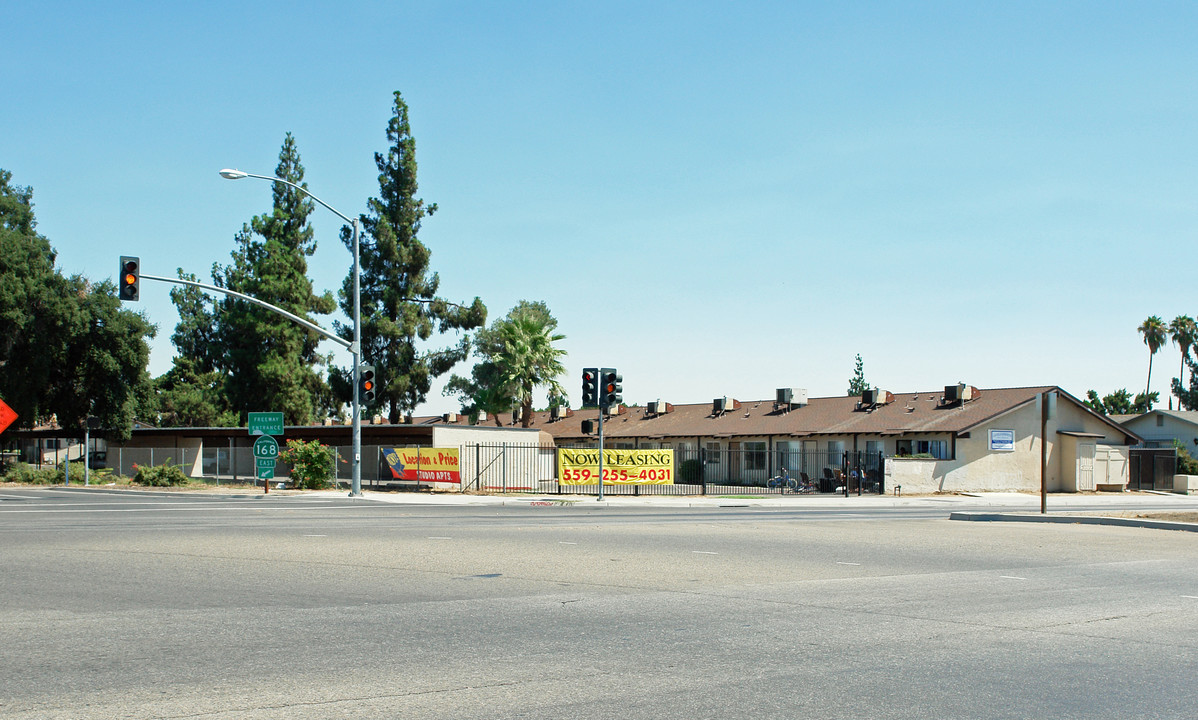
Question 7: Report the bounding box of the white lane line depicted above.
[427,536,452,540]
[1182,595,1198,599]
[1001,576,1027,580]
[559,541,577,545]
[692,551,718,555]
[303,534,327,537]
[836,561,861,566]
[0,503,373,514]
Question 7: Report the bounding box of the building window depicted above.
[915,440,949,459]
[705,442,720,464]
[866,440,883,457]
[745,441,767,471]
[1157,415,1165,427]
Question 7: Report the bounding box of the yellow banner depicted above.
[383,447,461,483]
[558,448,674,485]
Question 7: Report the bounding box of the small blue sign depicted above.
[990,429,1015,452]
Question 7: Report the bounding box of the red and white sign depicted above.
[0,398,17,435]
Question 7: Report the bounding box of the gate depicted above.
[1128,447,1175,491]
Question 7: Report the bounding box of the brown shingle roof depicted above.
[512,386,1135,444]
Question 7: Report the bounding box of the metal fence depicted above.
[447,444,886,496]
[4,439,885,495]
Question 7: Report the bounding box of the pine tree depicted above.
[846,354,870,396]
[339,91,486,422]
[215,134,336,424]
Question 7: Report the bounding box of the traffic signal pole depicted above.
[135,271,365,497]
[597,408,605,501]
[140,274,351,351]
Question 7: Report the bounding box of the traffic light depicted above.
[601,367,622,407]
[581,367,599,407]
[359,364,377,405]
[119,256,140,301]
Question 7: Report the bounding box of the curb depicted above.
[949,512,1198,533]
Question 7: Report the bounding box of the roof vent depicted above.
[647,400,672,416]
[550,406,572,421]
[442,412,458,423]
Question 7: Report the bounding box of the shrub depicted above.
[1174,441,1198,476]
[132,459,189,487]
[678,458,702,484]
[3,462,59,485]
[278,439,336,490]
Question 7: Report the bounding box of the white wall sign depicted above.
[990,429,1015,452]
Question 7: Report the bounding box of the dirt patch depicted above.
[1093,511,1198,524]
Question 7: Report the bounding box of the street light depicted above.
[220,168,364,498]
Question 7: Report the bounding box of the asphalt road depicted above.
[1,488,1196,719]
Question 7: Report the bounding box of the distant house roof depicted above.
[1118,409,1198,430]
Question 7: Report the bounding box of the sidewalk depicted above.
[310,488,1198,511]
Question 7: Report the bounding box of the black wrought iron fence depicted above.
[418,443,888,496]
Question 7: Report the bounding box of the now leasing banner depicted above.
[383,447,461,484]
[559,448,675,485]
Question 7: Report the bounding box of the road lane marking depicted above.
[559,541,577,545]
[1001,576,1027,580]
[692,551,718,555]
[836,562,861,566]
[428,536,452,540]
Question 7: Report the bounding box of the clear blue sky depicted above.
[6,1,1197,415]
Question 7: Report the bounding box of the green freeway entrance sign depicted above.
[256,465,275,480]
[248,412,284,436]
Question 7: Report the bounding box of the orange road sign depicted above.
[0,398,17,434]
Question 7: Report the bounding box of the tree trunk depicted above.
[1146,354,1154,401]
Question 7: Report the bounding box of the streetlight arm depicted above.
[220,169,355,225]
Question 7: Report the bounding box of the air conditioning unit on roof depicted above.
[776,388,807,408]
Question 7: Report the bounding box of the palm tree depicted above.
[1170,315,1197,410]
[496,309,567,428]
[1139,315,1167,403]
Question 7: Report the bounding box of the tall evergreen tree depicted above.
[215,134,336,425]
[846,354,870,396]
[339,91,486,422]
[157,271,236,427]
